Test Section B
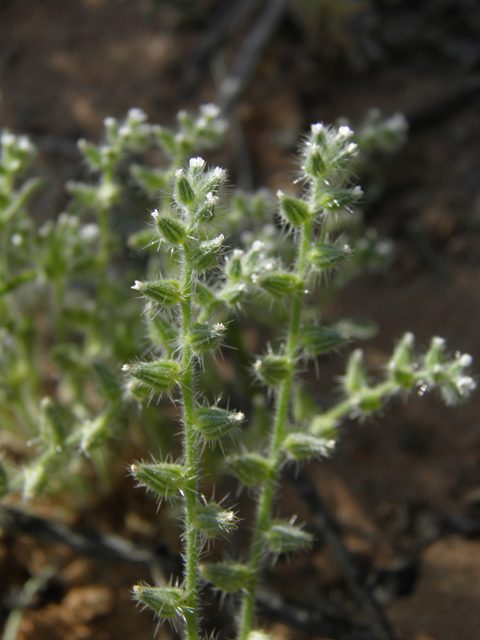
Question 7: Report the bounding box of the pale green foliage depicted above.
[0,103,475,640]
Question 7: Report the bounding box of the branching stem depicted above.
[238,220,312,640]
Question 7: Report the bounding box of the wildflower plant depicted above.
[119,122,474,640]
[0,104,475,640]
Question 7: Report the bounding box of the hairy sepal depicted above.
[226,452,273,486]
[131,460,185,499]
[263,519,313,555]
[200,561,252,593]
[195,406,245,441]
[133,584,186,619]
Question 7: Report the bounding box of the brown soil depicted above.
[1,1,480,640]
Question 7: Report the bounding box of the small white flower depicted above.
[131,281,147,292]
[311,123,325,135]
[211,167,226,181]
[457,376,476,395]
[118,125,131,138]
[352,186,363,197]
[11,233,23,247]
[252,241,265,252]
[200,103,221,119]
[196,117,208,131]
[18,136,33,152]
[127,108,147,123]
[206,192,218,205]
[458,353,473,368]
[151,209,160,221]
[338,125,353,139]
[189,157,206,169]
[1,131,15,147]
[79,224,100,241]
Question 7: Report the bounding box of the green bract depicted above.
[133,585,186,619]
[195,406,245,441]
[122,359,180,393]
[200,561,252,593]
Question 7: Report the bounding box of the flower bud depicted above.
[225,249,244,282]
[220,282,247,306]
[277,191,311,227]
[303,143,328,179]
[195,192,218,223]
[202,166,227,196]
[122,359,180,393]
[388,332,416,388]
[226,452,273,486]
[131,460,185,498]
[308,242,351,271]
[283,432,335,460]
[186,322,226,355]
[174,169,196,209]
[344,349,368,395]
[424,336,446,375]
[256,271,300,298]
[152,210,187,245]
[319,186,362,214]
[132,585,185,619]
[301,325,345,356]
[195,406,245,441]
[254,354,292,387]
[200,561,252,593]
[132,279,182,307]
[263,519,313,555]
[187,235,224,272]
[310,414,337,438]
[193,502,237,539]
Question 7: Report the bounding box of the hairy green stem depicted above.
[238,220,312,640]
[179,257,199,640]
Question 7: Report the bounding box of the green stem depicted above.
[238,220,312,640]
[179,258,199,640]
[322,380,398,424]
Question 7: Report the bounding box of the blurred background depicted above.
[1,1,480,639]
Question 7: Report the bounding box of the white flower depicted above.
[79,224,100,241]
[189,157,206,170]
[200,104,221,119]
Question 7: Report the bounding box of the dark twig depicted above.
[285,466,399,640]
[217,0,287,116]
[0,506,181,578]
[256,587,382,640]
